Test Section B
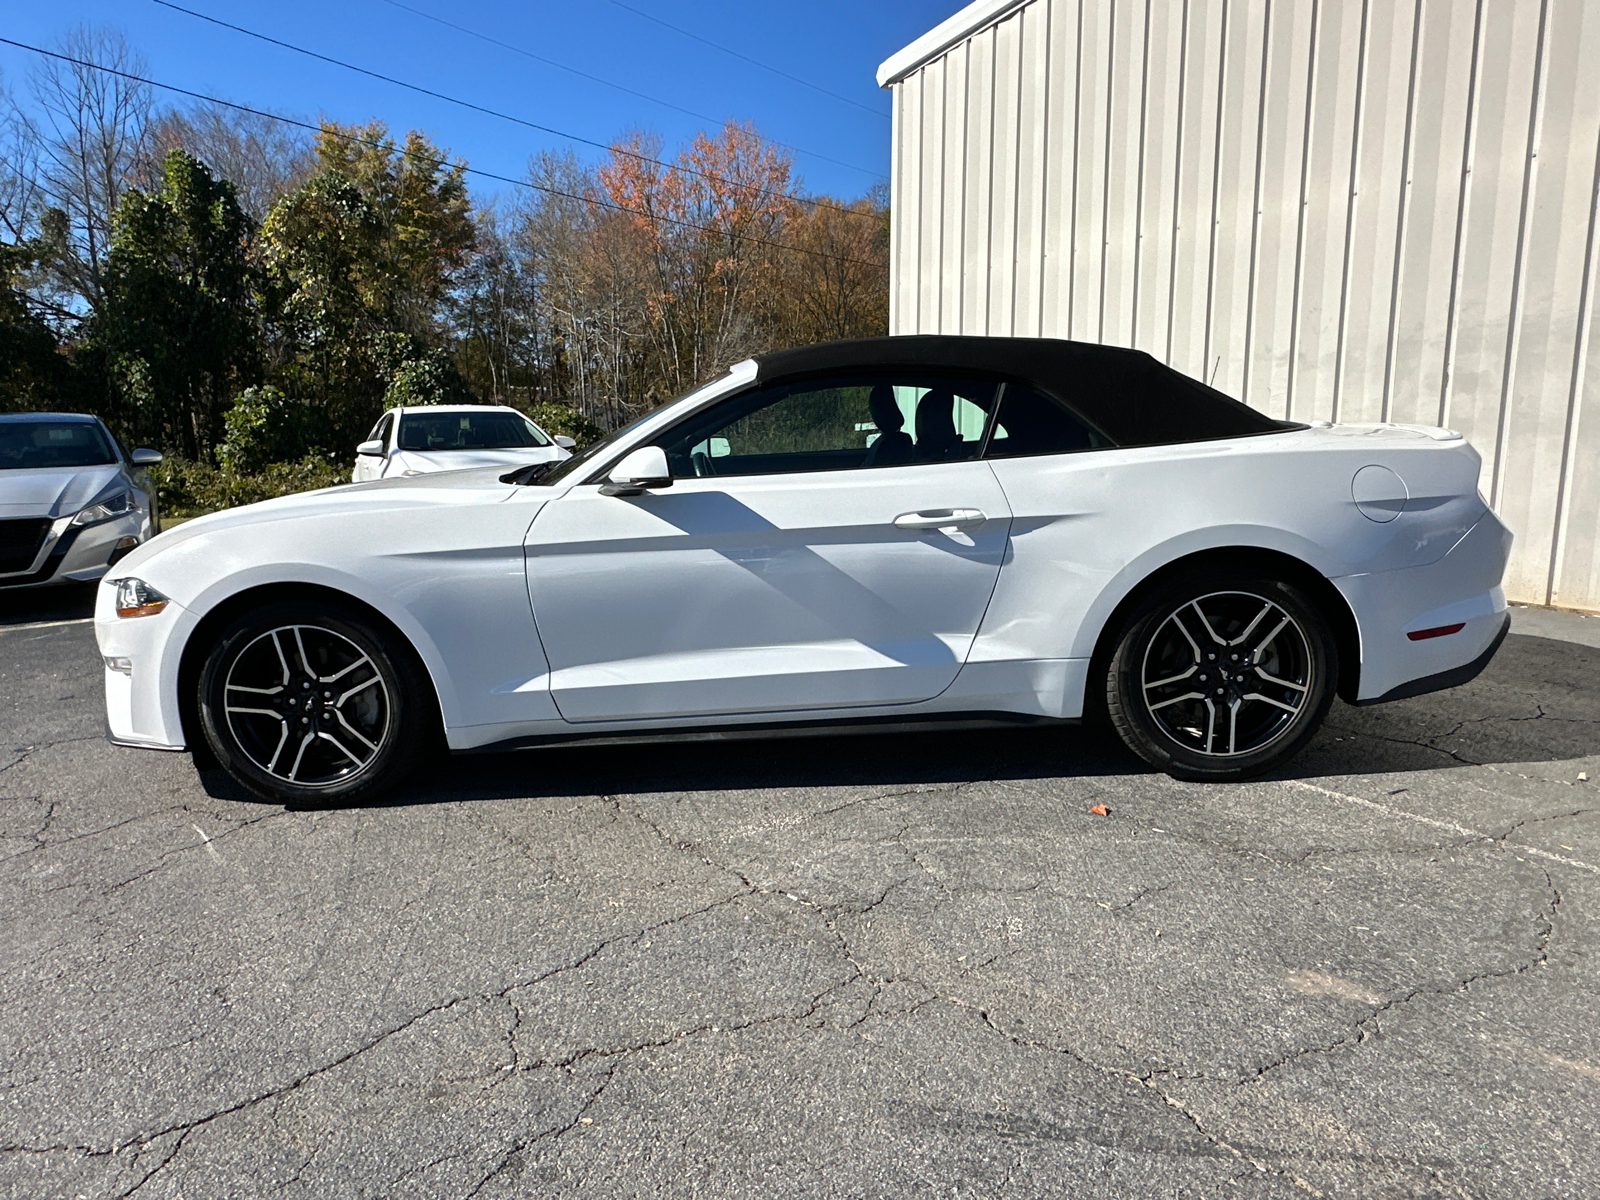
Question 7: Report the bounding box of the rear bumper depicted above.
[1356,611,1509,704]
[1336,510,1513,703]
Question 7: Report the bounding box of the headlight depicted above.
[73,489,132,526]
[114,577,169,618]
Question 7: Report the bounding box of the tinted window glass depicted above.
[656,374,999,478]
[0,421,118,470]
[369,412,394,446]
[397,410,548,451]
[984,385,1114,458]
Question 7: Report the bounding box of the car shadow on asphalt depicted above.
[0,582,97,626]
[199,631,1599,812]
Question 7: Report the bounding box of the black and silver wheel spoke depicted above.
[1140,591,1312,759]
[222,624,390,789]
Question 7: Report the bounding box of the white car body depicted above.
[1,413,159,590]
[97,340,1511,763]
[350,405,570,482]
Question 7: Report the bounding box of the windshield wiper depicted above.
[500,459,561,485]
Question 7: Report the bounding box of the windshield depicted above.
[525,409,655,486]
[397,410,550,452]
[0,420,118,470]
[525,373,752,486]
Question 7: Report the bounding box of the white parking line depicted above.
[0,617,93,633]
[1288,780,1599,875]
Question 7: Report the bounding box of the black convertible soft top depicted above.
[754,335,1292,447]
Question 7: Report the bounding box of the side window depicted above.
[656,374,999,478]
[984,385,1113,458]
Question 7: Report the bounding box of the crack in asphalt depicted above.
[1233,871,1562,1088]
[0,734,104,778]
[957,1000,1327,1196]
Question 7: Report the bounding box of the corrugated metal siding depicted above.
[887,0,1600,609]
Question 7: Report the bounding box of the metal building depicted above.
[878,0,1600,610]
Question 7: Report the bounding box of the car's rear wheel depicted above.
[1105,569,1336,781]
[198,600,432,804]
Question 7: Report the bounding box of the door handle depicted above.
[893,508,986,531]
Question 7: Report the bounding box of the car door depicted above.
[524,372,1014,723]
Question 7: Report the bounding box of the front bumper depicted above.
[0,510,147,589]
[1336,510,1513,703]
[95,577,192,751]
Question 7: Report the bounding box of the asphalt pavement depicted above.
[2,585,1597,1199]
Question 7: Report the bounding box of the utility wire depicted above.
[601,0,890,121]
[150,0,884,227]
[0,36,887,272]
[373,0,882,180]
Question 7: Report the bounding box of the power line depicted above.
[601,0,891,122]
[373,0,882,181]
[0,36,887,273]
[149,0,884,227]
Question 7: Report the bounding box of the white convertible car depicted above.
[96,337,1511,804]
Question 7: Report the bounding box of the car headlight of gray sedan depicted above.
[73,487,134,526]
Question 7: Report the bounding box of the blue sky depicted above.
[0,0,961,202]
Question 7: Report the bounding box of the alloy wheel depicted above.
[1138,590,1312,758]
[222,624,391,788]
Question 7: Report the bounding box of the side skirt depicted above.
[459,710,1080,755]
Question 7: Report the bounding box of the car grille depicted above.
[0,518,52,574]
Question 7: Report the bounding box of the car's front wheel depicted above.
[197,600,433,804]
[1105,569,1337,781]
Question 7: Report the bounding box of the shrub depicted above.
[523,401,603,448]
[150,454,348,518]
[220,385,330,474]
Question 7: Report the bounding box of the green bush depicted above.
[151,454,348,518]
[220,385,331,474]
[523,401,603,448]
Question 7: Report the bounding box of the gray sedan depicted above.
[0,412,161,589]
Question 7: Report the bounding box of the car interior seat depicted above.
[862,384,914,467]
[914,388,961,461]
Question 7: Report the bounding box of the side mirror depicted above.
[553,435,576,450]
[130,448,162,466]
[600,445,672,497]
[356,440,385,457]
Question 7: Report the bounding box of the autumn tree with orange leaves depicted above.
[469,121,889,428]
[600,122,796,398]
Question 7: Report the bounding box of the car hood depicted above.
[396,446,567,473]
[0,464,123,519]
[116,466,522,572]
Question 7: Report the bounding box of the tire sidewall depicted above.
[1107,570,1336,781]
[198,600,424,804]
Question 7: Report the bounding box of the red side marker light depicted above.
[1407,623,1465,641]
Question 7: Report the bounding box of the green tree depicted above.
[312,122,473,336]
[260,123,477,445]
[219,383,327,473]
[84,149,258,458]
[0,240,72,410]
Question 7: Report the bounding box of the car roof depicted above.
[0,412,101,424]
[753,335,1292,447]
[393,405,523,416]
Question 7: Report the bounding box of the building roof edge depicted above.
[875,0,1032,87]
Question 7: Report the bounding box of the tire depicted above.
[197,600,435,804]
[1105,568,1336,781]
